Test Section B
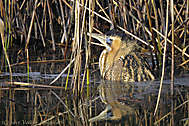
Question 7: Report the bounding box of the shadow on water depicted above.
[1,73,189,125]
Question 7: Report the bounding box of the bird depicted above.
[90,30,155,82]
[89,30,155,122]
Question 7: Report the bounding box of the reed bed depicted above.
[0,1,189,124]
[0,0,188,90]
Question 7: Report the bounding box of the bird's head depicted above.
[89,33,122,52]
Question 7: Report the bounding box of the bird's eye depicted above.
[106,37,113,45]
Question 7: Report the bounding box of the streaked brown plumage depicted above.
[91,32,155,82]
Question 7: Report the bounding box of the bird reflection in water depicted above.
[89,80,142,122]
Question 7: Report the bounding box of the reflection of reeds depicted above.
[1,81,189,125]
[0,1,189,97]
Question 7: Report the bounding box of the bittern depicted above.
[90,31,155,82]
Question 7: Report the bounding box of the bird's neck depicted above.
[106,41,137,68]
[106,47,120,66]
[100,40,137,77]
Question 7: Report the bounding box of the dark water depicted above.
[0,61,189,125]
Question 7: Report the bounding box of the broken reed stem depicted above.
[25,0,38,51]
[50,58,75,85]
[35,13,46,47]
[24,0,38,82]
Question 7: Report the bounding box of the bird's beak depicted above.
[88,33,112,51]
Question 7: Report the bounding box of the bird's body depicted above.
[91,31,155,82]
